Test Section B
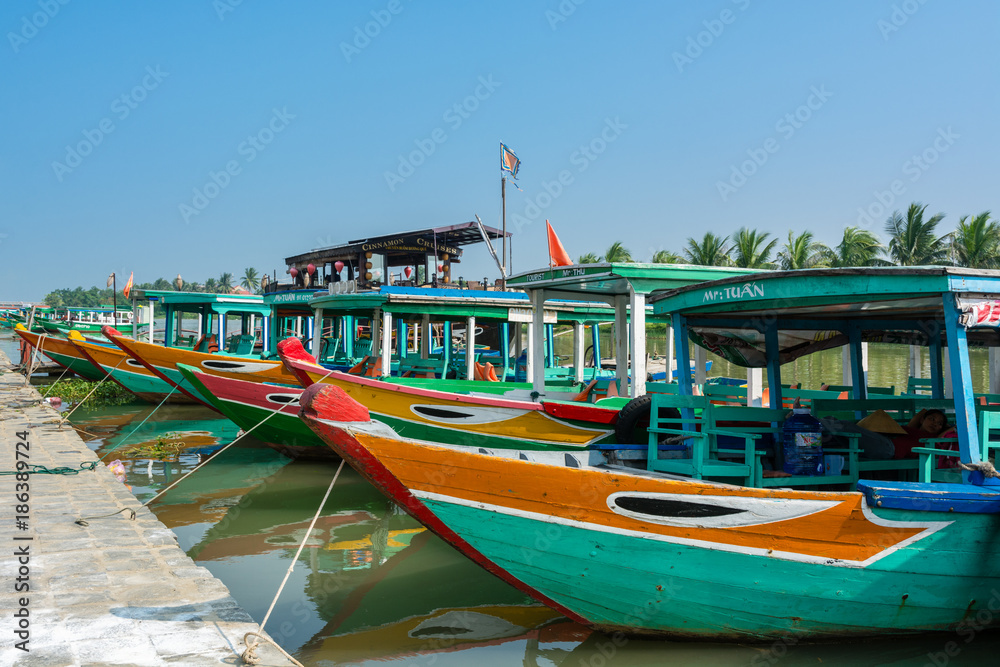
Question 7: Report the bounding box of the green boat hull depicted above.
[421,498,1000,640]
[45,350,107,381]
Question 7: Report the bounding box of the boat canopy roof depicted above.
[133,289,271,316]
[308,286,616,323]
[507,263,758,304]
[650,266,1000,367]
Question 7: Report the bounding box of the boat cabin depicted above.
[507,262,759,398]
[130,289,271,355]
[277,222,510,293]
[306,285,616,383]
[647,266,1000,490]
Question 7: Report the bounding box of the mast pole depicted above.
[501,175,507,290]
[112,274,117,326]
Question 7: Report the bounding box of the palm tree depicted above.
[826,226,886,267]
[951,211,999,269]
[203,277,219,293]
[217,272,235,294]
[776,231,829,270]
[684,232,730,266]
[731,227,778,269]
[241,268,260,294]
[578,252,602,264]
[651,249,683,264]
[603,242,633,263]
[884,203,949,266]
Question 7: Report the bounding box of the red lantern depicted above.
[307,263,316,275]
[289,267,299,278]
[334,261,344,273]
[404,266,413,279]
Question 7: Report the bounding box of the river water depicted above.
[4,333,999,665]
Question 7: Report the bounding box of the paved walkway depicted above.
[0,351,296,666]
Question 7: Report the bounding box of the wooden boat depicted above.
[280,338,618,453]
[279,264,757,452]
[176,363,334,460]
[40,306,136,335]
[13,325,108,381]
[103,326,299,405]
[298,267,1000,641]
[70,335,195,404]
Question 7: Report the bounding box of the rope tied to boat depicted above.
[0,461,99,476]
[99,384,179,462]
[75,507,136,526]
[241,459,345,667]
[959,460,1000,478]
[56,354,129,426]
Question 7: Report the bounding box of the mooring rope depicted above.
[99,385,179,462]
[42,361,73,397]
[241,460,344,667]
[57,355,128,425]
[75,507,136,526]
[959,460,1000,479]
[0,461,99,476]
[141,393,289,506]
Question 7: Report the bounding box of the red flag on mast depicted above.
[122,272,134,299]
[546,220,573,267]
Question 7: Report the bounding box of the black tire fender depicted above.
[615,395,681,444]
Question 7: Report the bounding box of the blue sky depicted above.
[2,1,997,301]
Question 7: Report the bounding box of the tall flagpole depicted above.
[112,274,117,326]
[501,175,507,290]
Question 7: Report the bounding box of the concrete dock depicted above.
[0,351,296,666]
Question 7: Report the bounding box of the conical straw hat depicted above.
[857,409,907,435]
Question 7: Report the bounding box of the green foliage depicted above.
[603,241,633,263]
[951,211,998,269]
[777,231,829,270]
[578,252,602,264]
[241,267,260,294]
[684,232,730,266]
[651,249,683,264]
[46,378,137,407]
[827,226,886,267]
[731,227,778,269]
[884,202,949,266]
[120,433,186,460]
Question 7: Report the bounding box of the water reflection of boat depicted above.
[185,461,395,561]
[177,363,334,460]
[296,529,570,664]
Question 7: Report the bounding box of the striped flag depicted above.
[122,272,134,299]
[500,142,520,179]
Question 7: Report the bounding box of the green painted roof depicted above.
[309,286,616,323]
[136,290,271,316]
[649,267,1000,320]
[506,263,760,301]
